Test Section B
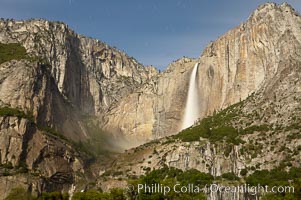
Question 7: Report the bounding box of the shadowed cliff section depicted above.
[0,18,158,149]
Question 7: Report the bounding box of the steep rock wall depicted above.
[196,2,301,116]
[103,3,301,146]
[0,19,157,142]
[103,58,197,146]
[1,3,300,147]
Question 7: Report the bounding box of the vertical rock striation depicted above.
[103,2,301,146]
[196,2,301,116]
[0,18,157,142]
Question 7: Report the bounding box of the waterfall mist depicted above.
[181,63,200,130]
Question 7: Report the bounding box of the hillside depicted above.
[0,2,301,200]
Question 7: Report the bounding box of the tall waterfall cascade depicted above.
[181,63,200,130]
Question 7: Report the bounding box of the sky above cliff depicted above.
[1,0,301,70]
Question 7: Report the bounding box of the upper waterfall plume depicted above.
[182,63,200,130]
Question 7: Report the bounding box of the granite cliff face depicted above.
[0,2,301,199]
[98,3,301,199]
[103,2,301,145]
[197,2,301,114]
[0,18,158,198]
[1,3,299,147]
[103,57,197,146]
[104,52,301,197]
[0,18,157,142]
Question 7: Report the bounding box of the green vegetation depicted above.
[174,97,275,145]
[0,162,13,169]
[6,166,301,199]
[240,124,271,135]
[0,160,29,176]
[37,125,67,140]
[221,172,239,181]
[174,116,243,144]
[5,187,69,200]
[40,192,69,200]
[285,123,301,131]
[240,143,263,158]
[246,167,301,199]
[246,167,301,186]
[0,107,34,122]
[173,101,247,144]
[16,161,29,174]
[4,187,36,200]
[240,168,248,176]
[95,167,211,199]
[127,166,211,199]
[224,144,233,157]
[0,43,30,64]
[0,42,49,66]
[177,168,214,186]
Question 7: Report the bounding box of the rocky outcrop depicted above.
[0,60,87,141]
[196,2,301,115]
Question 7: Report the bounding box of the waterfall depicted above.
[182,63,200,130]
